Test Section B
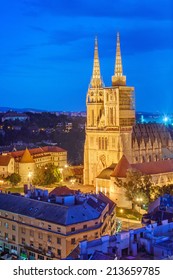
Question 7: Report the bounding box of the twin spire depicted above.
[90,37,103,88]
[90,33,126,88]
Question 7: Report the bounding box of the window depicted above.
[12,225,16,231]
[57,238,61,245]
[4,222,8,228]
[5,233,8,240]
[21,238,25,245]
[71,227,75,232]
[48,246,52,252]
[83,235,87,240]
[71,238,76,245]
[91,110,94,126]
[83,224,87,229]
[105,138,108,150]
[48,225,51,230]
[30,230,34,237]
[29,252,35,257]
[38,244,42,251]
[38,255,44,260]
[30,241,34,247]
[38,232,43,239]
[99,137,101,149]
[12,235,16,242]
[48,235,52,242]
[21,228,26,234]
[11,245,17,251]
[102,137,104,150]
[57,249,61,256]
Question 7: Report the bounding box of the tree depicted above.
[7,173,21,186]
[33,164,62,186]
[115,170,156,206]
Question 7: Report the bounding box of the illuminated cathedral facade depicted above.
[84,33,173,189]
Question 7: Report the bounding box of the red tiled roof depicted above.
[42,146,66,153]
[10,146,66,158]
[111,155,131,178]
[71,166,84,176]
[49,186,75,196]
[133,159,173,175]
[0,155,13,166]
[110,155,173,178]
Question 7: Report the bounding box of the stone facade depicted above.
[84,33,173,186]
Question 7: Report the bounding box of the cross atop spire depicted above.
[90,37,103,88]
[112,32,126,86]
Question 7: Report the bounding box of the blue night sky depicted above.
[0,0,173,113]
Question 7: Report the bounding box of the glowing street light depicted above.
[136,197,143,214]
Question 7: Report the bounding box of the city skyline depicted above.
[0,0,173,113]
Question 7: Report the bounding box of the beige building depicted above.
[84,33,173,186]
[0,192,116,259]
[0,155,14,178]
[96,155,173,208]
[4,146,67,183]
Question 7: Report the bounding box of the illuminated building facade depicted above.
[0,146,67,183]
[84,33,173,186]
[0,192,116,259]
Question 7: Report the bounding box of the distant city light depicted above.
[141,115,145,123]
[163,116,168,123]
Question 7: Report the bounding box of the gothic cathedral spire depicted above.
[114,32,123,77]
[90,37,103,88]
[112,32,126,86]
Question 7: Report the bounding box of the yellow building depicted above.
[0,155,14,178]
[6,146,67,183]
[84,33,173,186]
[0,192,116,259]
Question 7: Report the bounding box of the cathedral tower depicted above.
[84,34,136,185]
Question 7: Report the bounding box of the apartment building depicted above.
[0,192,116,260]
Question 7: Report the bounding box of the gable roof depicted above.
[0,155,13,166]
[98,155,173,180]
[96,164,116,179]
[111,155,131,178]
[49,186,76,196]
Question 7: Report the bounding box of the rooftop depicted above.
[0,192,114,226]
[10,145,67,159]
[0,155,13,166]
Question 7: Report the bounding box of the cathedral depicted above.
[84,33,173,201]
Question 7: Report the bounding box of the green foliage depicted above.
[115,170,155,205]
[6,173,21,186]
[33,164,62,186]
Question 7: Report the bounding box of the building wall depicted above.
[0,158,15,177]
[0,202,116,259]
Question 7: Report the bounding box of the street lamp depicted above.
[28,171,32,182]
[136,197,143,213]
